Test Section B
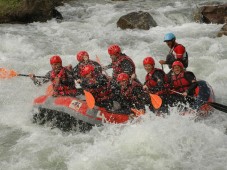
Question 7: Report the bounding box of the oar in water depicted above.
[170,90,227,113]
[0,68,45,79]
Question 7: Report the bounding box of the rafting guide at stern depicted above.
[29,55,78,97]
[159,33,188,71]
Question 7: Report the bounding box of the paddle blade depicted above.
[45,84,54,96]
[96,55,101,64]
[150,94,162,109]
[0,68,18,79]
[84,90,95,109]
[131,108,145,117]
[207,102,227,113]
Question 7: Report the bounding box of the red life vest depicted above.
[171,71,190,93]
[121,81,142,102]
[145,68,168,95]
[112,55,135,79]
[50,67,77,96]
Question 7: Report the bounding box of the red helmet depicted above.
[117,73,129,82]
[172,61,184,68]
[77,51,89,62]
[108,44,121,56]
[143,56,155,65]
[50,55,62,65]
[80,65,94,77]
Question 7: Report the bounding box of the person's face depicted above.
[85,72,92,78]
[51,63,62,73]
[119,80,128,89]
[165,40,175,49]
[83,55,89,63]
[144,64,154,73]
[110,55,117,62]
[173,65,182,75]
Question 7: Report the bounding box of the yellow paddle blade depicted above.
[45,84,54,96]
[84,90,95,109]
[0,68,18,79]
[150,94,162,109]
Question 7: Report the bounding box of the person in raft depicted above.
[79,64,114,110]
[142,56,170,114]
[29,55,78,97]
[115,72,150,116]
[72,50,102,84]
[168,61,198,110]
[159,33,188,72]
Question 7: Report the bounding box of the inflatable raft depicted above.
[32,80,215,131]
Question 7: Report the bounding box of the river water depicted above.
[0,0,227,169]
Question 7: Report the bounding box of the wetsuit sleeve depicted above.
[92,61,103,74]
[120,59,135,75]
[132,86,146,110]
[165,54,175,69]
[185,71,197,95]
[32,71,50,86]
[103,63,112,70]
[72,64,80,80]
[153,70,166,87]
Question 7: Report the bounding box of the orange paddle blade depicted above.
[0,68,18,79]
[84,90,95,109]
[45,84,54,96]
[150,94,162,109]
[131,108,145,117]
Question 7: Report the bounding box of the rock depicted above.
[0,0,64,24]
[217,23,227,37]
[117,11,157,30]
[200,4,227,24]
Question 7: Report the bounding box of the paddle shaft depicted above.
[171,90,227,113]
[18,74,46,78]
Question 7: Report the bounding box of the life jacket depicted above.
[83,74,112,103]
[145,68,168,95]
[169,43,188,68]
[112,55,135,79]
[50,67,77,96]
[121,80,142,102]
[171,71,190,93]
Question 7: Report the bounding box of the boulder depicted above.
[117,11,157,30]
[0,0,64,24]
[217,24,227,37]
[200,3,227,24]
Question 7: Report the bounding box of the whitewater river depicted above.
[1,0,227,169]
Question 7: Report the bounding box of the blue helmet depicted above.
[164,33,176,42]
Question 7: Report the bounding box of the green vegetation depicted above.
[0,0,23,14]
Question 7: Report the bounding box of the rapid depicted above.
[0,0,227,169]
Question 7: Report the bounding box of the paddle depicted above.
[170,90,227,113]
[0,68,45,79]
[84,90,95,109]
[95,55,109,76]
[150,93,162,109]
